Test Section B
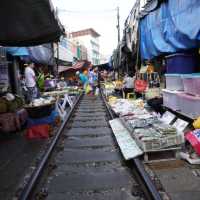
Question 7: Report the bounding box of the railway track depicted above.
[18,92,162,200]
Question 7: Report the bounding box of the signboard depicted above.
[173,118,189,132]
[54,38,73,62]
[160,111,176,124]
[109,118,143,160]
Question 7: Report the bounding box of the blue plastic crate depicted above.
[166,53,196,74]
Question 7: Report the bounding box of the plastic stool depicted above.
[127,92,136,99]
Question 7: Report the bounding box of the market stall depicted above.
[159,53,200,164]
[0,47,28,134]
[24,83,82,139]
[107,96,187,163]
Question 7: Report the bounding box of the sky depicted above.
[52,0,136,56]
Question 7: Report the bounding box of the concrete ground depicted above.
[0,133,46,200]
[149,160,200,200]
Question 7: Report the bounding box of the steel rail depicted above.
[19,93,83,200]
[100,89,162,200]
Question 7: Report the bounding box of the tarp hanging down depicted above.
[140,0,200,60]
[6,44,55,65]
[28,44,54,65]
[5,47,29,56]
[0,0,64,46]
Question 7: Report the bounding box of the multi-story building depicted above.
[70,38,88,61]
[54,33,88,65]
[71,28,100,65]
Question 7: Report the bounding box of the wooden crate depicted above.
[142,147,181,163]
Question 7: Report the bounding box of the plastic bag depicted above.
[193,117,200,129]
[145,88,160,100]
[85,84,92,94]
[134,79,147,93]
[185,130,200,156]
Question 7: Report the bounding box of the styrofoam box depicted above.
[182,74,200,96]
[165,74,184,91]
[178,93,200,119]
[162,89,182,111]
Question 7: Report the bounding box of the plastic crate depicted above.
[178,93,200,119]
[182,74,200,96]
[162,89,182,111]
[166,53,196,74]
[165,74,184,91]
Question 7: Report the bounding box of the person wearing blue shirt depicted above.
[76,71,88,90]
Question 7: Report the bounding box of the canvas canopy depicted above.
[0,0,64,46]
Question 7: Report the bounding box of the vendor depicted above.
[123,73,135,98]
[114,79,123,98]
[57,77,67,89]
[25,62,39,102]
[44,74,57,91]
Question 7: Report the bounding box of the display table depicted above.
[42,87,82,97]
[107,97,186,163]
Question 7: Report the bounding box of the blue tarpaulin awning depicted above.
[6,44,54,65]
[140,0,200,60]
[28,44,54,65]
[6,47,29,56]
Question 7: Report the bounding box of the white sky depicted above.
[52,0,136,56]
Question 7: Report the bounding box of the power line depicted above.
[57,8,117,14]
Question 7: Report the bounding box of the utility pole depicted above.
[55,7,60,77]
[116,6,120,79]
[117,6,120,43]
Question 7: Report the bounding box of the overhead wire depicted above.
[57,8,117,14]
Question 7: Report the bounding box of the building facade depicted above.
[71,28,100,65]
[54,34,88,65]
